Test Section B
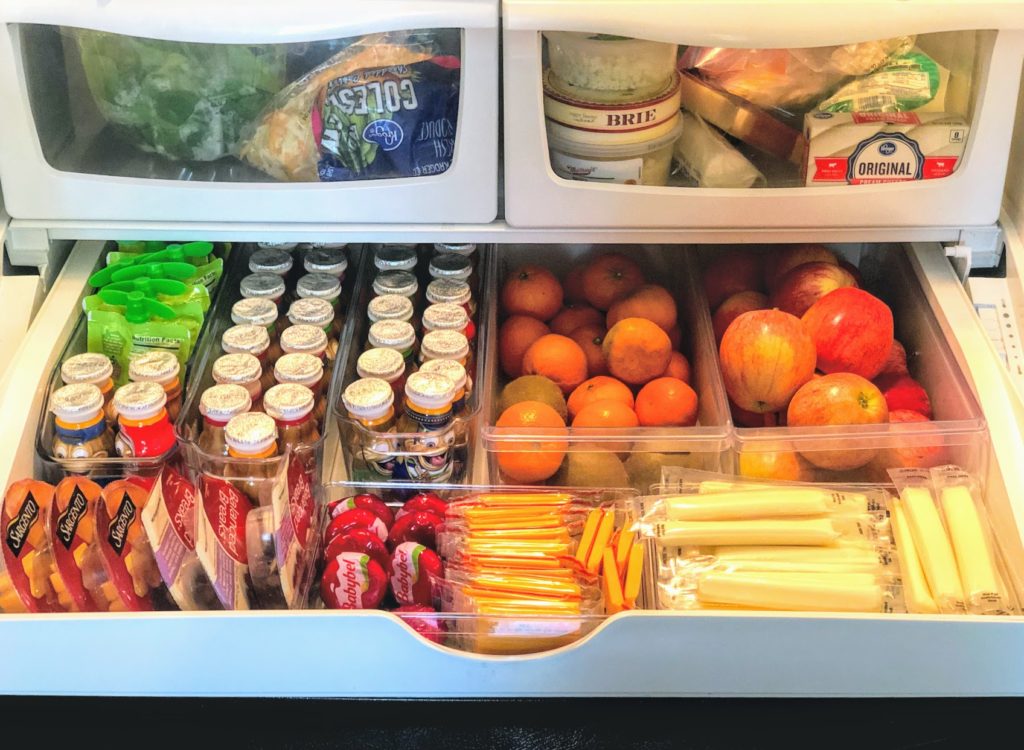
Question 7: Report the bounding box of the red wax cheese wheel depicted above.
[394,604,445,644]
[387,511,443,551]
[327,493,394,529]
[396,492,448,520]
[321,552,387,609]
[389,542,443,607]
[325,528,391,574]
[325,508,389,545]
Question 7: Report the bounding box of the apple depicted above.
[801,288,894,380]
[868,409,946,475]
[738,450,816,482]
[719,309,817,413]
[874,373,932,418]
[769,261,858,318]
[730,398,773,427]
[713,291,769,344]
[838,259,864,288]
[763,244,838,290]
[878,339,910,376]
[786,373,889,470]
[702,250,764,310]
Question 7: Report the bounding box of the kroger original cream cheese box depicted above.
[803,112,968,185]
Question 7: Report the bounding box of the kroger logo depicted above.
[878,142,897,156]
[363,120,404,152]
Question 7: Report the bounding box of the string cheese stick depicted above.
[939,485,1005,612]
[696,482,871,514]
[889,499,939,615]
[664,489,831,520]
[696,571,885,612]
[901,487,965,613]
[655,518,841,547]
[713,558,885,575]
[714,544,884,565]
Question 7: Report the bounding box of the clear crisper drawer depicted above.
[479,244,731,491]
[503,0,1024,228]
[0,0,498,223]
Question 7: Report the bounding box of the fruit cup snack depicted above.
[140,464,220,610]
[635,471,903,613]
[46,476,111,611]
[0,480,60,613]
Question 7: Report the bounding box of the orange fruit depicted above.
[499,315,550,378]
[635,377,698,427]
[568,324,608,377]
[572,398,639,453]
[501,265,564,321]
[564,266,588,304]
[665,351,691,384]
[550,303,604,336]
[603,317,672,386]
[567,375,635,420]
[521,334,589,394]
[606,284,678,333]
[667,324,683,350]
[495,401,568,483]
[581,253,645,310]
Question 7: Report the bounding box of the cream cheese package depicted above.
[803,111,968,186]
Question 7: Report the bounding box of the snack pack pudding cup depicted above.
[546,113,683,186]
[543,32,678,104]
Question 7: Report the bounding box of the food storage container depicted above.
[546,115,682,186]
[700,243,990,483]
[480,244,731,491]
[330,247,494,485]
[0,0,499,225]
[504,1,1024,229]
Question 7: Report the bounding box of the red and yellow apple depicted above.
[801,287,894,380]
[739,449,817,482]
[873,372,932,418]
[702,250,764,310]
[719,309,817,414]
[878,339,910,376]
[786,372,889,470]
[868,409,946,475]
[713,291,769,344]
[770,261,858,318]
[763,244,838,290]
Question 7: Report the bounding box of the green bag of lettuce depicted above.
[73,29,287,162]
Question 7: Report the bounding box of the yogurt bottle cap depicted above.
[426,278,471,306]
[374,247,418,271]
[50,383,105,423]
[357,348,406,382]
[222,324,271,356]
[428,253,472,281]
[61,353,113,386]
[343,378,395,420]
[421,330,470,362]
[114,381,167,421]
[212,353,263,385]
[274,353,324,387]
[368,320,416,350]
[200,384,252,423]
[225,412,278,454]
[264,384,316,421]
[373,271,418,298]
[249,248,293,276]
[280,324,328,356]
[405,372,456,410]
[422,303,469,332]
[128,351,180,385]
[287,297,334,328]
[367,294,414,323]
[303,248,348,277]
[239,273,286,300]
[419,358,468,391]
[296,273,341,301]
[231,297,279,327]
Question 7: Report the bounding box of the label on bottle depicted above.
[116,418,177,458]
[141,465,201,610]
[195,476,252,610]
[359,428,400,480]
[397,406,455,483]
[550,151,643,184]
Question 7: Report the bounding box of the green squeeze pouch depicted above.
[105,277,211,315]
[86,292,192,384]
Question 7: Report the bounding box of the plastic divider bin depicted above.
[503,1,1024,229]
[699,243,989,484]
[480,245,731,492]
[176,243,366,487]
[330,245,494,485]
[321,480,638,654]
[0,0,499,223]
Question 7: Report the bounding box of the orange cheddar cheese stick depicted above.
[615,529,635,580]
[585,512,615,575]
[602,548,625,615]
[575,509,603,565]
[624,544,644,609]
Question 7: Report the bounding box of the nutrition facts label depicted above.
[969,276,1024,397]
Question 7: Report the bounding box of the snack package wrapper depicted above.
[71,29,286,161]
[817,49,948,114]
[0,480,60,613]
[86,307,192,385]
[679,37,914,113]
[241,30,461,182]
[674,112,766,188]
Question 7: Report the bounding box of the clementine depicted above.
[664,351,691,384]
[606,284,678,332]
[568,324,608,377]
[581,253,645,310]
[567,375,635,420]
[521,334,589,394]
[550,303,604,336]
[572,398,639,453]
[602,317,672,386]
[494,401,568,483]
[635,377,698,427]
[501,264,563,321]
[499,315,550,378]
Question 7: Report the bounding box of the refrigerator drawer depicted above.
[1,239,1024,697]
[504,1,1024,229]
[0,0,499,224]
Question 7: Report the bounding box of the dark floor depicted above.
[0,697,1019,748]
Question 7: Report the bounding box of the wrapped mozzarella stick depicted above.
[695,570,890,612]
[898,484,965,613]
[674,112,766,188]
[889,498,939,614]
[654,518,843,547]
[694,482,880,514]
